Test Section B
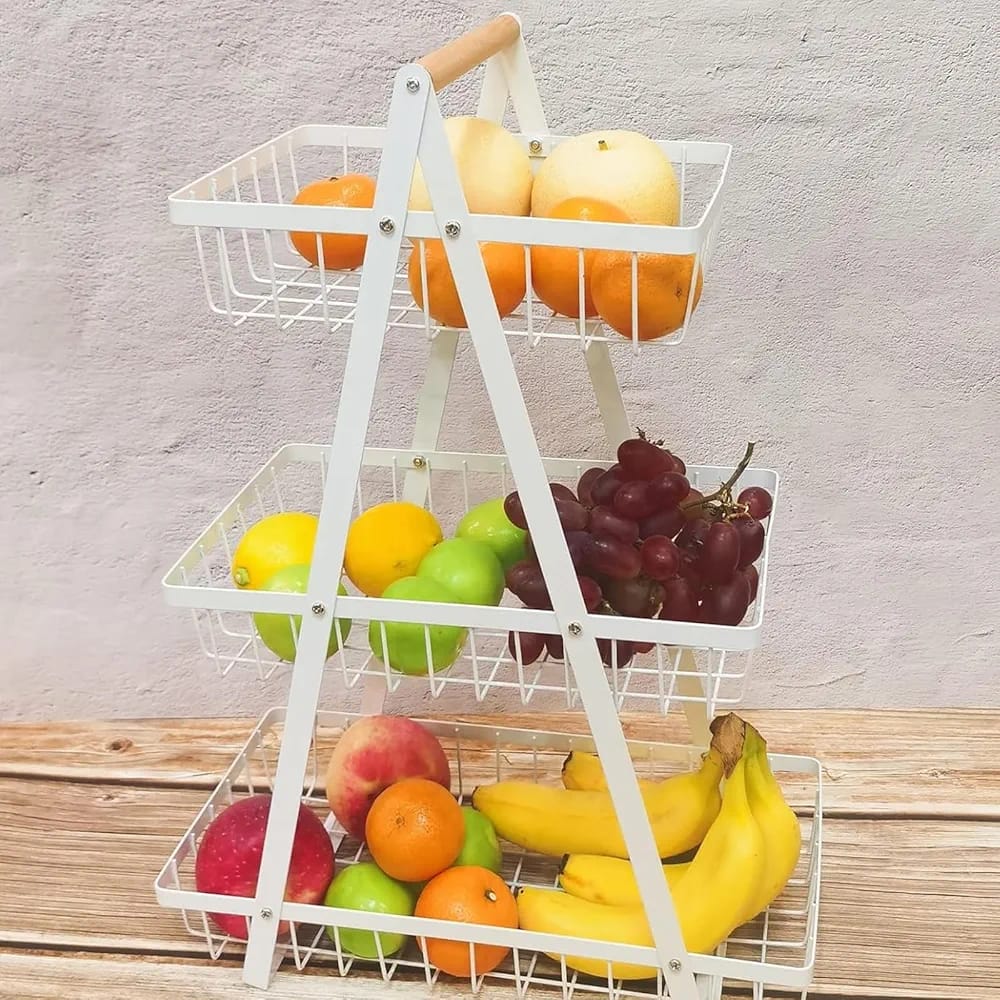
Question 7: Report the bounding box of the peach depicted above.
[325,715,451,839]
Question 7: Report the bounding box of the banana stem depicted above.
[707,712,745,776]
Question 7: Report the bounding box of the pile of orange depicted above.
[287,166,703,342]
[531,195,703,341]
[365,777,518,977]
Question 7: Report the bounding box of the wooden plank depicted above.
[0,776,997,998]
[1,710,998,818]
[0,952,809,1000]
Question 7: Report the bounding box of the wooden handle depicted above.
[417,14,521,91]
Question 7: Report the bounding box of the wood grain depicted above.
[0,952,787,1000]
[1,775,998,998]
[2,710,998,818]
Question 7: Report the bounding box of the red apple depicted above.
[194,794,335,939]
[325,715,450,839]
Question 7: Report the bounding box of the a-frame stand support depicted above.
[240,37,707,1000]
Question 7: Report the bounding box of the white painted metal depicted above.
[413,77,699,994]
[240,70,430,988]
[155,708,823,996]
[166,118,727,349]
[162,444,779,655]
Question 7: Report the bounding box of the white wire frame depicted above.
[167,123,729,355]
[154,708,822,998]
[161,442,778,712]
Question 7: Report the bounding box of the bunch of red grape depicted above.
[502,435,772,670]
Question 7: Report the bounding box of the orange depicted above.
[530,196,632,318]
[415,866,518,977]
[365,778,463,883]
[289,174,376,270]
[590,250,704,341]
[408,240,526,329]
[344,501,443,597]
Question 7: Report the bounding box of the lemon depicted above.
[344,501,443,597]
[231,512,319,589]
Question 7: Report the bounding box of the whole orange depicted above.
[590,251,704,341]
[415,866,518,977]
[290,174,376,270]
[408,240,526,329]
[365,778,463,883]
[530,197,632,318]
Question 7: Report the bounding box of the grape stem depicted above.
[681,441,756,518]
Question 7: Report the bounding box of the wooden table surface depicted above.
[1,709,998,999]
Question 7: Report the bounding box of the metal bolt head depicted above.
[378,216,395,235]
[405,77,420,93]
[412,455,427,469]
[311,602,326,615]
[260,907,274,920]
[668,959,682,973]
[528,138,542,154]
[567,621,582,636]
[443,221,461,238]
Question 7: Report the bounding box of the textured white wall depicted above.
[1,1,997,721]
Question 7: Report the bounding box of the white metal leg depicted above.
[678,648,712,748]
[584,337,633,449]
[240,70,428,989]
[413,72,701,1000]
[401,327,459,506]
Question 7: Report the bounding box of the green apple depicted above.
[368,575,467,675]
[456,497,527,572]
[324,862,417,959]
[454,806,503,873]
[253,565,352,662]
[416,537,504,607]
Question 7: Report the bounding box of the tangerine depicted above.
[344,501,443,598]
[290,174,376,270]
[365,778,464,883]
[530,197,632,318]
[415,866,518,978]
[590,250,704,341]
[408,240,526,329]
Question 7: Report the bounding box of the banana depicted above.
[516,886,660,980]
[516,734,766,975]
[472,748,723,859]
[562,750,618,791]
[559,854,690,906]
[742,724,802,918]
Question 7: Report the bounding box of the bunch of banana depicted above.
[471,743,723,859]
[513,714,803,981]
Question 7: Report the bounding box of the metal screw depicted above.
[668,959,682,973]
[567,622,582,636]
[378,216,395,234]
[443,221,461,238]
[311,602,326,615]
[405,77,420,93]
[412,455,427,469]
[260,907,274,920]
[528,138,542,154]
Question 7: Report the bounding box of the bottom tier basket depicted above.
[155,708,822,1000]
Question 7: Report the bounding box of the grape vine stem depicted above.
[681,441,756,516]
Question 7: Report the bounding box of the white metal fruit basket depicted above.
[168,60,726,353]
[156,708,822,1000]
[163,442,778,714]
[154,12,820,1000]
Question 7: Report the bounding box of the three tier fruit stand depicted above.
[155,14,822,1000]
